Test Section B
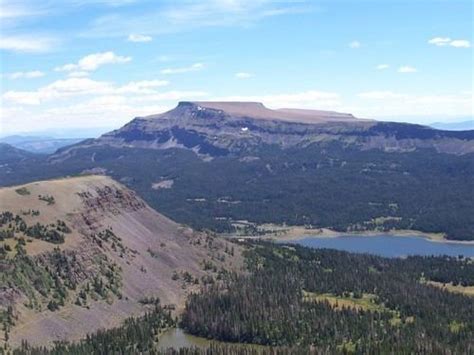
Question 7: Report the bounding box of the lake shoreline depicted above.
[223,225,474,245]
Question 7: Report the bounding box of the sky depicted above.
[0,0,472,135]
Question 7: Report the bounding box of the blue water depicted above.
[292,235,474,258]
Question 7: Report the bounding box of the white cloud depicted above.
[0,35,55,53]
[349,40,361,49]
[2,78,169,105]
[398,66,417,73]
[4,70,45,79]
[3,78,112,105]
[428,37,451,46]
[235,72,253,79]
[55,51,132,72]
[376,64,389,70]
[428,37,471,48]
[449,40,471,48]
[127,34,153,42]
[160,62,204,74]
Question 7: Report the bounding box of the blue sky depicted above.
[1,0,472,135]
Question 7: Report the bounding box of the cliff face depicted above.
[0,175,242,347]
[54,102,474,158]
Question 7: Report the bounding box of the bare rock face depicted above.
[53,101,474,157]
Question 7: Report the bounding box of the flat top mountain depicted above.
[55,101,474,158]
[1,101,473,242]
[0,175,242,347]
[168,101,363,123]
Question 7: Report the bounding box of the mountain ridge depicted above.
[0,175,242,347]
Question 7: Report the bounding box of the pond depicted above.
[290,235,474,258]
[158,328,212,351]
[158,328,268,352]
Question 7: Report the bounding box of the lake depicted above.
[291,235,474,258]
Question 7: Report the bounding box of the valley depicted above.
[1,102,473,354]
[2,0,472,352]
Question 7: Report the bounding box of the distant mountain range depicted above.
[0,135,86,154]
[429,120,473,131]
[1,102,473,240]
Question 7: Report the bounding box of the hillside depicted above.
[0,102,473,240]
[0,175,242,348]
[0,143,39,164]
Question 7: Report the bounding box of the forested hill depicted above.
[182,241,474,353]
[0,143,40,163]
[0,176,242,348]
[1,102,473,240]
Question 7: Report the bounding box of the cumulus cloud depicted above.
[4,70,45,79]
[3,78,111,105]
[376,64,389,70]
[55,51,132,72]
[449,40,471,48]
[2,78,169,105]
[160,62,204,74]
[127,34,153,42]
[235,72,253,79]
[428,37,471,48]
[398,66,417,73]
